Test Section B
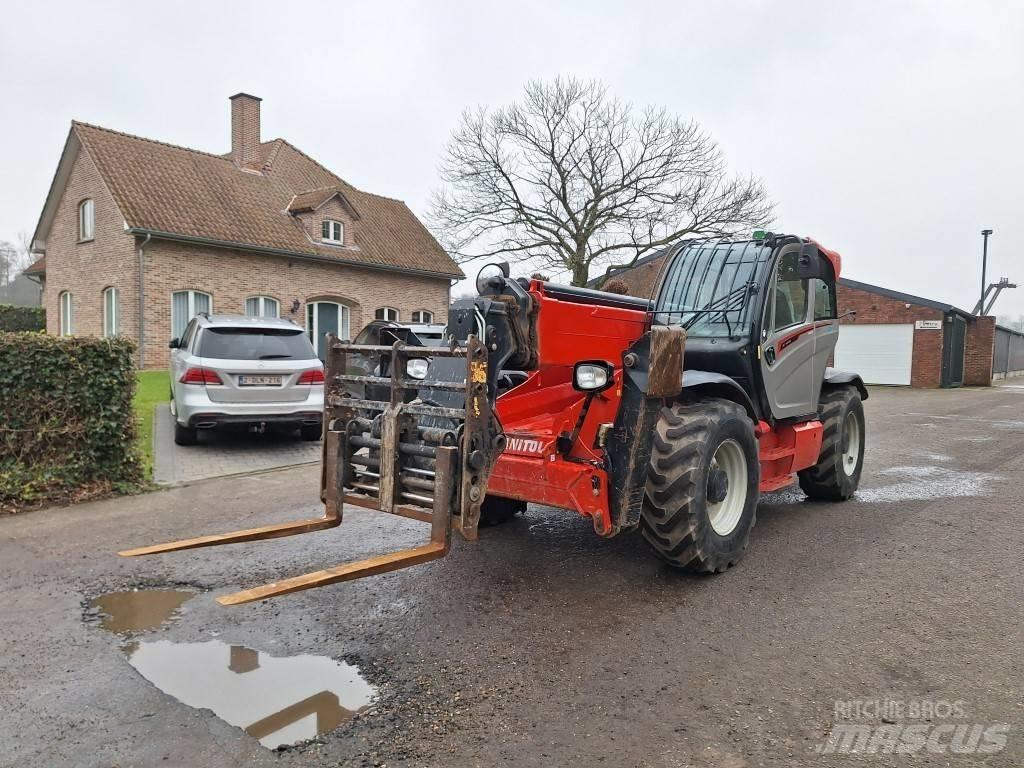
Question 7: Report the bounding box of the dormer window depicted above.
[79,199,94,241]
[321,219,344,244]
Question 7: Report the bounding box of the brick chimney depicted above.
[230,93,262,172]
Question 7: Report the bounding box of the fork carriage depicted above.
[121,332,502,605]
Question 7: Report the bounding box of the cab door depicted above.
[759,247,832,419]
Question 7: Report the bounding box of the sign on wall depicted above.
[915,320,943,330]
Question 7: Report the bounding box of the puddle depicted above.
[91,589,377,749]
[91,589,195,633]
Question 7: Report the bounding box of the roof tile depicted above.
[71,122,462,278]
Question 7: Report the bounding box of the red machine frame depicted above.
[486,281,825,536]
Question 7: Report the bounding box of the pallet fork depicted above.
[120,333,500,605]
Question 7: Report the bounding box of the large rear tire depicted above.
[641,399,759,573]
[798,386,865,500]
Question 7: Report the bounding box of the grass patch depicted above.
[134,370,170,479]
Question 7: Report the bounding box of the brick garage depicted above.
[836,279,994,388]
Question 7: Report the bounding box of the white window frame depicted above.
[245,295,280,318]
[411,310,434,323]
[375,307,399,322]
[321,219,344,245]
[171,290,212,339]
[78,199,94,241]
[59,291,73,336]
[102,286,119,337]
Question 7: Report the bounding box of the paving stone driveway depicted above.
[152,405,321,485]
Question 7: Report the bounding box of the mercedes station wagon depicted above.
[168,314,325,446]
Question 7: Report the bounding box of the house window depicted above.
[79,199,94,241]
[321,219,344,244]
[58,291,73,336]
[171,290,212,339]
[306,300,351,359]
[375,307,399,321]
[411,310,433,323]
[102,287,120,337]
[245,296,280,318]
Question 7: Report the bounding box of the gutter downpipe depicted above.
[138,233,151,369]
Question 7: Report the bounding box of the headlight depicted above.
[406,358,429,380]
[574,362,612,392]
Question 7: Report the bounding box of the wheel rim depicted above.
[842,411,861,475]
[706,439,748,536]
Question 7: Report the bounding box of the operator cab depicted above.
[652,235,841,423]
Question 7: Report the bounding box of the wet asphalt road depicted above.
[1,385,1022,767]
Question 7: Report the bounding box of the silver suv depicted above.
[169,314,325,446]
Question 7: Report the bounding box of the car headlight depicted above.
[574,362,612,392]
[406,358,429,380]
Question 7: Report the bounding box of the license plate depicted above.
[238,375,283,386]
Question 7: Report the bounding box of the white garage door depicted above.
[834,324,914,385]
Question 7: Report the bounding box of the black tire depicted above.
[174,421,198,446]
[479,495,526,526]
[641,398,759,573]
[798,386,865,500]
[300,423,323,441]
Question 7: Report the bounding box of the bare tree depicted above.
[431,77,774,287]
[0,242,19,286]
[0,232,34,285]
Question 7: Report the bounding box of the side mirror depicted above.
[475,262,511,295]
[169,338,180,349]
[797,243,822,280]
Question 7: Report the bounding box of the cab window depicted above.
[812,277,837,320]
[771,251,809,332]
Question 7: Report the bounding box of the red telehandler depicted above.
[122,233,867,604]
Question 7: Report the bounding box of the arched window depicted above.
[59,291,73,336]
[78,199,94,241]
[102,287,120,337]
[411,310,434,324]
[245,296,280,318]
[375,307,399,321]
[171,290,212,339]
[306,300,351,359]
[321,219,344,244]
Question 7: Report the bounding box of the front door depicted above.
[941,314,966,387]
[759,248,837,419]
[306,301,350,359]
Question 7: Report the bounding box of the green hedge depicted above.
[0,304,45,332]
[0,333,144,512]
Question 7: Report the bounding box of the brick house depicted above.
[24,93,462,368]
[592,246,995,388]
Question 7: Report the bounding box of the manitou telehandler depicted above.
[122,233,867,605]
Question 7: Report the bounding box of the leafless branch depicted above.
[429,76,774,285]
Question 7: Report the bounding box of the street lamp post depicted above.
[980,229,993,316]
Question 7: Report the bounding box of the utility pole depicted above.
[980,229,993,316]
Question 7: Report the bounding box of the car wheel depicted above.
[174,422,199,446]
[300,423,322,441]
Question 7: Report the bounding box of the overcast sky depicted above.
[1,1,1021,316]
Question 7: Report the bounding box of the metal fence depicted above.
[993,325,1024,378]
